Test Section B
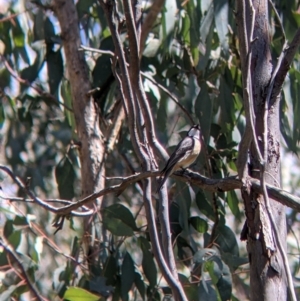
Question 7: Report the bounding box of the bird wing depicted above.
[161,136,194,175]
[157,137,194,192]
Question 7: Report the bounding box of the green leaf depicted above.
[102,203,138,235]
[55,156,75,199]
[220,253,248,271]
[103,218,133,236]
[0,16,12,54]
[104,255,117,285]
[200,2,214,43]
[226,191,241,221]
[195,82,212,142]
[44,17,56,43]
[139,237,157,288]
[20,44,45,86]
[180,10,190,45]
[12,18,25,48]
[218,76,235,133]
[169,202,182,238]
[195,190,215,221]
[13,215,29,226]
[215,225,239,256]
[193,248,220,265]
[121,252,135,301]
[64,287,100,301]
[76,0,95,20]
[46,47,63,96]
[176,181,192,233]
[134,272,145,300]
[213,0,229,56]
[176,236,194,267]
[178,274,197,300]
[0,285,18,301]
[186,0,200,65]
[33,9,45,41]
[89,276,114,298]
[8,230,21,249]
[214,261,232,301]
[161,0,177,41]
[198,280,218,301]
[189,216,208,233]
[61,79,75,131]
[4,220,14,239]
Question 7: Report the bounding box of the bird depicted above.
[157,124,202,192]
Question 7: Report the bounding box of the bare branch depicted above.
[99,0,147,165]
[0,237,47,301]
[271,28,300,105]
[1,196,94,217]
[142,179,188,301]
[1,55,73,111]
[2,164,300,216]
[141,71,195,125]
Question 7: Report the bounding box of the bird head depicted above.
[187,124,201,140]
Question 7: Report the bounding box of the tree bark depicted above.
[236,1,287,300]
[52,0,105,253]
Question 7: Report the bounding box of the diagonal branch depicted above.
[271,28,300,105]
[0,237,47,301]
[1,55,72,111]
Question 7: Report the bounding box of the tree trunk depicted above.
[53,0,106,255]
[236,1,287,300]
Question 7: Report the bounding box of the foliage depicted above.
[0,0,300,300]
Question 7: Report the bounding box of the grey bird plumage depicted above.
[157,125,202,192]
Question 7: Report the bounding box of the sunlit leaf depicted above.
[213,0,229,56]
[64,287,100,301]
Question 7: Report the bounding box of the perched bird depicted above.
[157,125,201,192]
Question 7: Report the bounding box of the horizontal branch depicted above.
[1,165,300,216]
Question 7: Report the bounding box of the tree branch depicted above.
[2,164,300,216]
[0,237,47,301]
[271,28,300,105]
[1,55,72,111]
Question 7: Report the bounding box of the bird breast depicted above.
[174,138,201,170]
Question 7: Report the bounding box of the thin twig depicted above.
[0,237,47,301]
[79,45,115,56]
[1,196,93,216]
[141,71,195,125]
[1,56,73,112]
[268,0,286,43]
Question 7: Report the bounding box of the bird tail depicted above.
[156,168,172,193]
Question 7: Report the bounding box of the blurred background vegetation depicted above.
[0,0,300,300]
